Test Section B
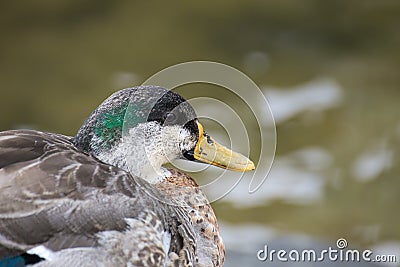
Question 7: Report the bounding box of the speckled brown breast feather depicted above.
[157,169,225,267]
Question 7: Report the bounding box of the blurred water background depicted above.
[1,1,399,266]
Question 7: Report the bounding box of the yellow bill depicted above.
[193,121,255,172]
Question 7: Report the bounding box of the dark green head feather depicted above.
[73,86,198,155]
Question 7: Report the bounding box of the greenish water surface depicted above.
[1,0,399,258]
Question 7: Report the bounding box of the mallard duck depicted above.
[0,86,254,266]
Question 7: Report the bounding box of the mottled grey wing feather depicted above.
[33,211,169,267]
[0,130,159,258]
[0,130,201,266]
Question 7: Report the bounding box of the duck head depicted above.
[74,86,254,183]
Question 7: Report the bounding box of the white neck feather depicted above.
[97,122,194,184]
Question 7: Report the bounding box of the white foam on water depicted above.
[351,141,393,182]
[219,222,277,253]
[262,78,343,124]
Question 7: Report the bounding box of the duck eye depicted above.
[164,112,177,123]
[189,134,197,142]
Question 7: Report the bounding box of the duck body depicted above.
[0,86,253,266]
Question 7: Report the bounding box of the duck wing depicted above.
[32,211,172,267]
[0,130,171,259]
